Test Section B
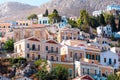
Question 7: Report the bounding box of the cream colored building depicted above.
[13,36,41,59]
[57,27,84,43]
[41,40,61,61]
[94,37,118,46]
[61,40,101,64]
[48,61,114,80]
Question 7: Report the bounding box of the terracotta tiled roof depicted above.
[30,24,45,28]
[0,23,11,26]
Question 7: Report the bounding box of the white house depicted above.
[92,10,103,17]
[100,51,119,69]
[58,16,68,28]
[38,14,49,25]
[97,25,112,37]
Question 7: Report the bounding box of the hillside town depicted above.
[0,4,120,80]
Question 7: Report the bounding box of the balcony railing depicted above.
[47,50,58,54]
[28,48,40,51]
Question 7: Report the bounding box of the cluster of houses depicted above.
[0,9,120,80]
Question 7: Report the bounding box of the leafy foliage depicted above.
[52,65,68,80]
[107,74,120,80]
[48,9,61,24]
[68,19,78,28]
[27,14,38,20]
[4,39,14,52]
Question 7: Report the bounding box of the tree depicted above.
[80,10,90,25]
[43,9,49,17]
[27,14,38,20]
[48,9,61,24]
[52,65,68,80]
[35,60,52,80]
[77,18,83,28]
[89,17,100,29]
[4,39,14,52]
[68,19,78,28]
[98,14,106,26]
[107,74,120,80]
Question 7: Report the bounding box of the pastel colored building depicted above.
[75,61,114,80]
[13,27,50,42]
[13,36,41,59]
[97,25,112,37]
[57,16,68,28]
[60,40,101,64]
[57,27,84,43]
[16,20,31,26]
[94,37,118,46]
[107,5,120,11]
[0,23,12,37]
[111,47,120,67]
[38,14,49,25]
[41,40,61,61]
[88,42,111,51]
[100,51,119,69]
[48,61,114,80]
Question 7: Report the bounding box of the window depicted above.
[46,46,48,51]
[56,47,58,53]
[86,54,91,59]
[87,69,89,74]
[19,44,21,49]
[32,44,36,50]
[80,53,82,58]
[38,55,40,59]
[70,52,72,58]
[109,58,112,64]
[23,23,25,26]
[98,55,100,61]
[27,54,29,58]
[83,68,84,74]
[114,59,116,64]
[27,43,29,48]
[26,23,28,26]
[38,45,40,51]
[57,57,58,61]
[104,58,106,63]
[51,56,54,61]
[92,55,95,60]
[20,23,22,26]
[95,70,97,75]
[51,47,54,52]
[39,21,41,24]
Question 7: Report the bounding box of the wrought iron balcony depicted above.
[47,50,58,54]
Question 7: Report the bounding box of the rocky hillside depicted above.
[0,0,120,21]
[0,2,37,21]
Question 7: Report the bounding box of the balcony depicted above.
[107,62,115,67]
[27,48,40,52]
[47,50,58,54]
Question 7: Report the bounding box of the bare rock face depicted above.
[0,0,120,21]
